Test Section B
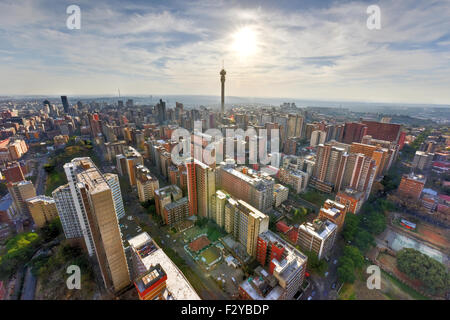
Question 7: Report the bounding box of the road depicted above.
[307,241,343,300]
[20,267,37,300]
[117,179,228,300]
[35,154,49,195]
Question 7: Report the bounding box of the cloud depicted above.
[0,0,448,104]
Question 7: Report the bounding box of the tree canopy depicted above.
[397,248,449,296]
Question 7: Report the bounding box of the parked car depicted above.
[307,296,312,300]
[333,259,338,265]
[324,272,329,277]
[331,282,337,289]
[311,290,316,297]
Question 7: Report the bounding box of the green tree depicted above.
[353,229,375,253]
[342,246,364,269]
[397,248,449,295]
[337,261,356,283]
[342,214,360,242]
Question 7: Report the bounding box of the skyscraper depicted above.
[341,122,368,144]
[185,158,215,218]
[61,96,69,114]
[216,162,274,213]
[311,143,346,193]
[220,67,226,119]
[104,173,126,220]
[56,157,130,293]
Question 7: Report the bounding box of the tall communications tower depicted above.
[220,67,226,119]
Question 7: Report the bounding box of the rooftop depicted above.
[128,232,200,300]
[300,219,337,239]
[25,195,55,204]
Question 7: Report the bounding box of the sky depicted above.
[0,0,449,105]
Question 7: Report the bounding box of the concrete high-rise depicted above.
[104,173,126,220]
[222,198,269,258]
[297,218,337,260]
[57,157,130,293]
[61,96,69,114]
[216,161,274,213]
[311,143,346,193]
[116,146,144,186]
[136,165,160,203]
[7,180,36,218]
[185,159,215,218]
[26,196,58,229]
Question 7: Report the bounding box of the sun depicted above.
[231,26,258,58]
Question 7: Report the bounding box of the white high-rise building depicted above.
[105,173,126,219]
[54,157,130,293]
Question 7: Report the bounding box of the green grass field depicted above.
[200,246,221,265]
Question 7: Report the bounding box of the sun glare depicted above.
[232,27,258,58]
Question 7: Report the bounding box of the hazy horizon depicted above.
[1,0,449,105]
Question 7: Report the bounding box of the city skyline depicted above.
[0,0,449,104]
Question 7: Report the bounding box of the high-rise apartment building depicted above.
[53,184,83,240]
[254,230,308,300]
[341,122,367,144]
[335,188,365,214]
[61,96,69,114]
[297,218,337,260]
[136,165,160,203]
[216,161,274,213]
[57,157,130,293]
[350,142,391,178]
[154,185,188,225]
[7,180,36,218]
[223,198,269,258]
[412,151,434,170]
[310,130,327,147]
[277,168,309,194]
[210,190,227,228]
[185,159,215,218]
[273,184,289,207]
[104,173,126,220]
[398,173,426,200]
[318,199,347,232]
[339,152,377,200]
[361,121,402,143]
[287,114,304,138]
[2,161,26,183]
[311,143,346,193]
[26,195,58,228]
[116,146,144,186]
[104,140,126,162]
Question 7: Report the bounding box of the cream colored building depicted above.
[8,180,36,218]
[62,157,130,293]
[26,195,58,228]
[136,165,160,203]
[273,184,289,207]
